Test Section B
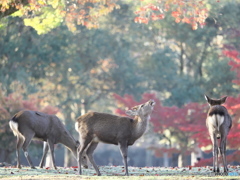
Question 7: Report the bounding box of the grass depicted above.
[0,165,240,179]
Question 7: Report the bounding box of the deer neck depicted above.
[133,115,150,138]
[59,131,77,156]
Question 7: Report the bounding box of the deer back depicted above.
[76,112,135,145]
[12,110,70,143]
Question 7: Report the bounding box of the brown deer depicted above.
[9,110,87,169]
[75,99,155,176]
[205,95,232,175]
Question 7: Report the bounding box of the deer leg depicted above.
[119,141,129,176]
[39,142,49,168]
[47,140,57,170]
[16,136,24,169]
[22,134,35,169]
[210,135,219,174]
[219,137,228,174]
[77,137,92,175]
[223,140,228,172]
[86,142,100,176]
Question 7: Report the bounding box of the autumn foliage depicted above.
[0,0,222,31]
[0,0,120,31]
[134,0,210,30]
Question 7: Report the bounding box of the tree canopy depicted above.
[0,0,226,33]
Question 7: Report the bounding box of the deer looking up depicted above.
[9,110,87,169]
[75,99,155,176]
[205,95,232,175]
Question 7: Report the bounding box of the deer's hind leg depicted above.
[77,135,92,175]
[86,142,100,175]
[16,136,24,169]
[219,136,228,174]
[22,131,35,169]
[210,134,219,174]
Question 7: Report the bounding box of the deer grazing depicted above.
[75,99,155,176]
[205,95,232,175]
[9,110,87,169]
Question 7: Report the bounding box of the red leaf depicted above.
[71,166,78,168]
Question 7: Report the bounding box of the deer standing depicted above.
[9,110,87,169]
[75,99,155,176]
[205,95,232,174]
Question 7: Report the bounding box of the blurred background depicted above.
[1,0,240,168]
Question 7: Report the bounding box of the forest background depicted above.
[1,0,240,169]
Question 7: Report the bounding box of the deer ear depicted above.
[125,110,137,116]
[220,96,227,104]
[205,95,213,106]
[205,95,210,102]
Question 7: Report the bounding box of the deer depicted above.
[205,95,232,175]
[9,110,88,169]
[75,99,155,176]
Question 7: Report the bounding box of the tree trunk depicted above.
[64,149,76,167]
[63,109,74,167]
[178,149,188,167]
[145,149,153,166]
[163,152,169,167]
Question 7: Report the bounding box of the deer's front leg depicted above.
[47,140,57,170]
[39,142,49,168]
[119,141,129,176]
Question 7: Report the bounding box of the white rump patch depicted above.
[208,114,224,131]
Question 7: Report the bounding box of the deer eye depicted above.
[132,107,137,110]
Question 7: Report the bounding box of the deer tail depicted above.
[215,114,224,139]
[9,120,19,137]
